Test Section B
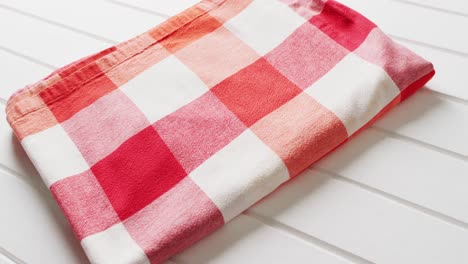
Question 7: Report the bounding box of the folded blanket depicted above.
[5,0,434,263]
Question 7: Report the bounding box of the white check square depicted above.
[224,0,306,55]
[304,53,400,136]
[21,124,89,187]
[189,130,289,222]
[81,223,150,264]
[121,55,209,124]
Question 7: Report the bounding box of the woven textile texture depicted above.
[5,0,434,263]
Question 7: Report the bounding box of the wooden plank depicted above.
[250,169,468,264]
[110,0,199,17]
[0,8,109,67]
[0,0,165,42]
[395,39,468,101]
[0,50,53,101]
[374,91,468,156]
[340,0,468,54]
[401,0,468,16]
[0,172,89,264]
[315,128,468,224]
[175,214,352,264]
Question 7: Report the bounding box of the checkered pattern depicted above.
[5,0,434,263]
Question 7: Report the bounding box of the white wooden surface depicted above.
[0,0,467,263]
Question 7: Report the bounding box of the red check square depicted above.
[154,92,246,173]
[211,58,302,127]
[62,89,150,166]
[159,13,223,53]
[124,178,224,263]
[252,93,348,177]
[355,28,435,91]
[265,22,348,90]
[175,27,260,88]
[309,0,376,51]
[91,126,187,220]
[42,64,118,122]
[50,170,120,240]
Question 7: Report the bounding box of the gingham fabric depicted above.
[6,0,434,263]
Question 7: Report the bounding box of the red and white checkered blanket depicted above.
[6,0,434,263]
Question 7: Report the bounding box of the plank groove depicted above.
[108,0,199,17]
[175,215,354,264]
[0,50,53,101]
[315,128,468,225]
[395,40,468,101]
[394,0,468,16]
[374,91,468,156]
[340,0,468,55]
[250,169,468,264]
[0,250,21,264]
[0,172,89,264]
[0,166,354,264]
[0,8,109,67]
[0,0,166,43]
